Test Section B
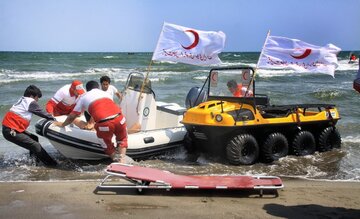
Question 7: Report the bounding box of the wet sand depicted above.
[0,178,359,219]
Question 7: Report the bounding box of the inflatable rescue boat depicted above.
[36,73,187,160]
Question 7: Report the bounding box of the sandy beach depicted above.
[0,178,359,219]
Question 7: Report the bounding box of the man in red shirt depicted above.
[350,54,357,61]
[46,80,86,116]
[53,81,128,163]
[2,85,57,166]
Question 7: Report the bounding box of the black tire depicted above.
[318,127,341,152]
[291,131,316,156]
[226,134,259,165]
[261,133,289,163]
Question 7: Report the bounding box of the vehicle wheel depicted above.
[261,133,289,163]
[291,131,316,156]
[226,134,259,165]
[183,133,195,153]
[137,180,150,194]
[318,127,341,152]
[141,180,150,186]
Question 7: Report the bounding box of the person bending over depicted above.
[53,81,128,163]
[2,85,57,166]
[46,80,86,116]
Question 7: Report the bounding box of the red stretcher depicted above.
[97,163,284,197]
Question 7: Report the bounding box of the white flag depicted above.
[258,35,341,77]
[152,22,226,66]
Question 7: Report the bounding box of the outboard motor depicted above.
[185,86,207,109]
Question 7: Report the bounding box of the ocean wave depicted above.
[221,61,256,68]
[193,76,207,80]
[312,88,343,99]
[152,60,178,65]
[337,59,359,71]
[0,68,141,84]
[256,68,296,77]
[103,56,117,59]
[342,135,360,143]
[0,71,98,84]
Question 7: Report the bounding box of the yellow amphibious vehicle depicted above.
[182,67,341,165]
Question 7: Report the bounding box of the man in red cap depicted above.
[46,80,86,116]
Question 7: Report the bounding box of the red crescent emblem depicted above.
[291,48,312,59]
[181,30,199,50]
[211,72,218,81]
[242,71,249,81]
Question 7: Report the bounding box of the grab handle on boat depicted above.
[143,137,155,144]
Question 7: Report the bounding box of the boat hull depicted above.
[36,118,186,160]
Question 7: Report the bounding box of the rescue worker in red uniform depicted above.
[350,54,357,61]
[227,79,253,97]
[53,81,128,163]
[46,80,86,116]
[2,85,57,166]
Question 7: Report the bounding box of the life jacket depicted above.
[2,97,35,132]
[233,84,253,97]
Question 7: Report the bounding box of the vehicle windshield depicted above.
[208,68,255,98]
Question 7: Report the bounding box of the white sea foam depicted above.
[221,61,255,67]
[196,155,211,165]
[337,59,359,71]
[103,56,116,59]
[256,68,296,77]
[342,135,360,143]
[0,67,146,84]
[193,76,207,80]
[0,69,99,82]
[153,60,177,64]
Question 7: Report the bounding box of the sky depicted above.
[1,0,359,52]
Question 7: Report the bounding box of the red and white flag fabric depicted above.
[258,35,341,77]
[152,22,226,66]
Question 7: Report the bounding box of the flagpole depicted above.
[135,22,164,114]
[255,30,271,72]
[245,30,270,95]
[136,22,166,115]
[136,60,153,114]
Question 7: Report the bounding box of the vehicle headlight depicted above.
[215,114,223,122]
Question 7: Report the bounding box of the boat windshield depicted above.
[208,68,255,98]
[126,73,152,94]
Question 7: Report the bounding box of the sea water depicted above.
[0,51,359,181]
